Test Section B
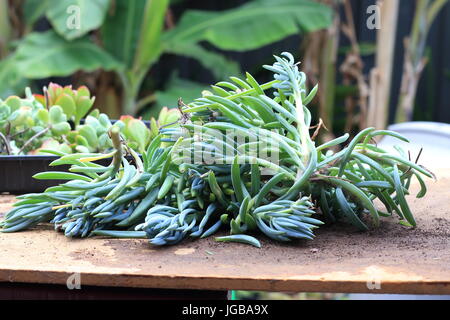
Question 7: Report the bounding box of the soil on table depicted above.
[0,170,449,293]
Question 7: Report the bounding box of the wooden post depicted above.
[368,0,399,129]
[0,0,11,59]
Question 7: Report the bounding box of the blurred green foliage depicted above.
[235,291,348,300]
[0,0,332,117]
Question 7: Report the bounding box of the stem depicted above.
[18,127,50,154]
[295,92,308,149]
[10,127,30,138]
[109,126,123,177]
[0,132,12,155]
[136,93,156,111]
[395,0,446,122]
[428,0,449,22]
[120,71,146,116]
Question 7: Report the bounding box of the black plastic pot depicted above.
[0,120,151,194]
[0,155,64,194]
[0,155,129,194]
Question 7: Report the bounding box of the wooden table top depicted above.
[0,169,449,294]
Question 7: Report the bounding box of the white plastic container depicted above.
[378,122,450,169]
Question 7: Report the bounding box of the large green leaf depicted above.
[46,0,110,40]
[23,0,49,29]
[151,76,206,116]
[133,0,169,73]
[101,0,146,68]
[163,0,332,51]
[0,56,23,98]
[164,43,241,80]
[7,31,123,79]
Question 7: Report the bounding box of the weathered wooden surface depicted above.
[0,169,449,294]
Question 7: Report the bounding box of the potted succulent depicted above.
[0,83,180,193]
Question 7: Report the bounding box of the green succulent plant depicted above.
[0,83,180,155]
[1,53,433,249]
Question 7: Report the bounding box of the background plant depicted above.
[2,1,449,142]
[0,83,180,155]
[395,0,449,123]
[0,0,332,118]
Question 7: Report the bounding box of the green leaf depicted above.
[33,171,92,182]
[23,0,49,29]
[9,31,123,79]
[335,187,368,231]
[78,125,99,149]
[322,175,380,227]
[215,235,261,248]
[164,43,241,79]
[0,56,23,98]
[101,0,146,68]
[75,96,95,125]
[46,0,110,40]
[164,0,332,51]
[133,0,169,72]
[51,122,71,135]
[231,156,250,203]
[119,117,150,153]
[393,165,416,227]
[49,105,67,124]
[154,76,206,113]
[55,93,76,118]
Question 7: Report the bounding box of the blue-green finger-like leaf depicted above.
[33,172,92,182]
[158,175,175,199]
[393,165,416,226]
[321,176,379,226]
[412,170,427,198]
[231,156,249,203]
[303,84,318,105]
[116,188,159,227]
[363,130,409,145]
[355,181,392,189]
[259,95,296,123]
[369,152,434,179]
[317,133,349,152]
[200,220,222,238]
[335,187,368,231]
[254,173,286,206]
[105,159,133,200]
[92,230,147,238]
[69,166,112,173]
[114,187,145,204]
[1,218,40,233]
[320,189,335,222]
[351,152,395,187]
[215,235,261,248]
[238,196,251,222]
[246,72,265,95]
[146,173,161,191]
[338,127,375,177]
[250,164,260,196]
[207,171,228,207]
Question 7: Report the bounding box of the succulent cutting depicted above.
[0,53,433,248]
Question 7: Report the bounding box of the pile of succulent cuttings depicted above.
[0,83,179,155]
[0,53,434,248]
